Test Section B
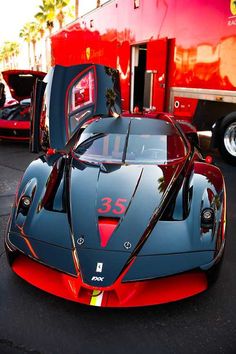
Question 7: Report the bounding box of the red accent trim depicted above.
[16,226,39,259]
[46,148,56,156]
[0,136,29,141]
[12,256,83,302]
[205,155,213,164]
[23,238,38,259]
[222,180,227,241]
[12,255,208,307]
[98,218,119,247]
[0,120,30,130]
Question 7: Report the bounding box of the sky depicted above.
[0,0,96,46]
[0,0,42,46]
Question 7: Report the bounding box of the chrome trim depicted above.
[224,122,236,157]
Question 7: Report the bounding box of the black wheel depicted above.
[218,113,236,165]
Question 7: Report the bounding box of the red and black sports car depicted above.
[0,70,46,140]
[5,64,226,307]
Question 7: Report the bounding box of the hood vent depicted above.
[98,217,119,247]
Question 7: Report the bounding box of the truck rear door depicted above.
[146,38,168,112]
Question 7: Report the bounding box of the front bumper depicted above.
[0,120,30,140]
[11,254,208,307]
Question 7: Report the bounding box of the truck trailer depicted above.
[50,0,236,164]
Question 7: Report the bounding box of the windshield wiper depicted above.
[122,120,132,163]
[79,158,107,172]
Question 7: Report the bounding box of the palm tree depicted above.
[34,14,46,40]
[56,0,71,28]
[0,51,3,67]
[34,0,73,70]
[0,45,10,68]
[19,23,33,68]
[0,41,20,69]
[75,0,79,18]
[35,0,71,33]
[29,22,41,69]
[20,22,41,69]
[8,42,20,68]
[34,13,47,71]
[35,0,55,36]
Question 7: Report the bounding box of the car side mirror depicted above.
[186,132,200,148]
[177,120,200,148]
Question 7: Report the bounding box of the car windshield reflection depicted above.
[74,118,188,164]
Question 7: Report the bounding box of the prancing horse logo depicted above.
[86,47,91,60]
[96,262,103,273]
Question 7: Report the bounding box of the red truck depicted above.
[50,0,236,164]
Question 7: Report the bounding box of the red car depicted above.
[0,70,46,141]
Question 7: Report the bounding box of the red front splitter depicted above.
[12,255,208,307]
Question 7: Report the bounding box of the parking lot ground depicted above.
[0,139,236,354]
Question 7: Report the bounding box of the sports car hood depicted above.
[70,159,186,286]
[2,69,46,101]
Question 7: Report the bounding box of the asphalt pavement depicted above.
[0,140,236,354]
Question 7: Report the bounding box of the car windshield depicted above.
[74,117,188,164]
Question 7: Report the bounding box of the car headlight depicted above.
[19,196,32,215]
[201,207,214,228]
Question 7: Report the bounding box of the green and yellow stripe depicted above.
[90,290,104,306]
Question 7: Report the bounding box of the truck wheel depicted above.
[218,114,236,165]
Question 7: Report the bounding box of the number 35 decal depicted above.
[98,197,127,215]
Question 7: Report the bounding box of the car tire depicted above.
[218,113,236,165]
